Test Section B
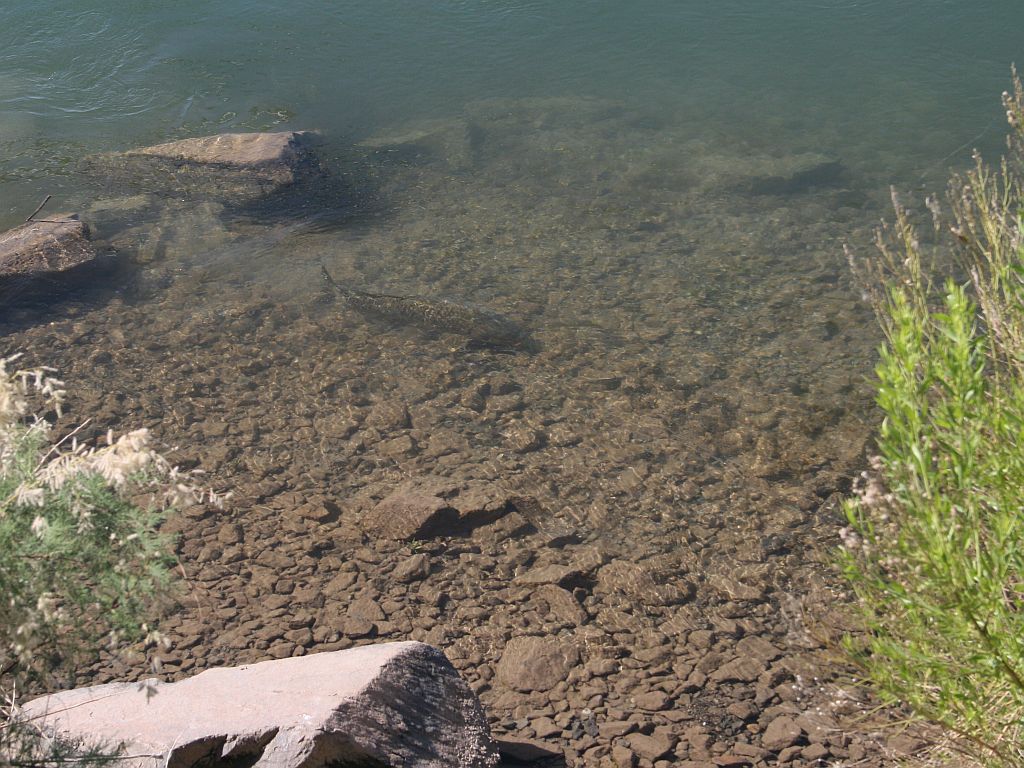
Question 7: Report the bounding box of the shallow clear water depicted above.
[2,0,1023,224]
[1,5,1023,551]
[6,4,1024,740]
[2,1,1024,524]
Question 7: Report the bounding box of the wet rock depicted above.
[393,552,432,583]
[495,737,564,763]
[359,117,475,172]
[497,636,580,693]
[596,561,691,606]
[21,641,498,768]
[87,131,318,202]
[362,489,456,540]
[0,215,98,279]
[611,744,638,768]
[761,716,805,752]
[365,400,412,431]
[517,564,586,587]
[534,584,588,626]
[506,423,546,453]
[632,690,671,711]
[507,496,580,547]
[627,731,676,762]
[349,595,385,622]
[710,656,765,684]
[745,158,846,196]
[361,480,514,540]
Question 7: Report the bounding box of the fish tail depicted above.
[320,263,340,290]
[320,263,356,299]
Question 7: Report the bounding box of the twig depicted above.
[25,195,52,223]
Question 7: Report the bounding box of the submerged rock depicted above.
[744,158,847,196]
[359,117,477,171]
[0,215,98,279]
[496,635,580,693]
[361,478,515,540]
[128,131,313,168]
[20,641,498,768]
[83,131,320,202]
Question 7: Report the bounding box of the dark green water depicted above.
[1,1,1022,226]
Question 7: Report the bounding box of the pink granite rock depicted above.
[20,641,498,768]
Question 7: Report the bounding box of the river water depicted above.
[2,0,1021,220]
[1,2,1023,753]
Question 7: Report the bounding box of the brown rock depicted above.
[393,553,431,583]
[596,561,690,606]
[292,500,340,523]
[713,755,753,767]
[516,564,584,586]
[349,596,385,622]
[801,743,830,761]
[599,720,636,739]
[735,636,782,663]
[496,636,580,692]
[361,480,514,540]
[627,731,676,762]
[343,618,376,638]
[0,216,97,279]
[761,716,805,752]
[22,642,498,768]
[362,491,457,540]
[633,690,672,711]
[89,131,318,201]
[710,656,765,684]
[611,744,638,768]
[534,584,588,625]
[494,737,563,763]
[129,132,307,166]
[324,571,358,595]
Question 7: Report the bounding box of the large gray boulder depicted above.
[20,641,498,768]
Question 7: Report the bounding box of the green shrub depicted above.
[0,353,223,765]
[841,71,1024,767]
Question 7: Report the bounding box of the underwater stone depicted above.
[127,131,312,168]
[83,131,319,202]
[0,215,97,279]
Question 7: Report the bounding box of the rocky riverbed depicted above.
[1,98,918,767]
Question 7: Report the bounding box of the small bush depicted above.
[0,353,223,765]
[841,71,1024,767]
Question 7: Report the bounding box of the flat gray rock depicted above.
[20,641,498,768]
[83,131,319,202]
[0,216,97,278]
[126,131,311,168]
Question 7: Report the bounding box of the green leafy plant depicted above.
[0,353,223,765]
[841,71,1024,767]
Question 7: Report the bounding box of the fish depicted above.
[320,265,533,349]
